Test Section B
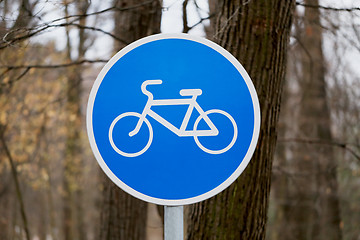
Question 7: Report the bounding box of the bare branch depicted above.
[0,59,108,70]
[26,1,157,29]
[1,25,50,49]
[279,138,360,161]
[296,1,360,12]
[0,59,107,87]
[182,0,190,33]
[0,0,161,49]
[60,23,129,45]
[0,20,129,49]
[188,14,215,32]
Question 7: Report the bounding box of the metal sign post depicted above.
[164,206,183,240]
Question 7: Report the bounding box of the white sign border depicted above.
[86,33,261,206]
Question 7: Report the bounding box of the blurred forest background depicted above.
[0,0,359,240]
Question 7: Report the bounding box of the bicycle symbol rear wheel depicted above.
[193,109,238,154]
[109,112,153,157]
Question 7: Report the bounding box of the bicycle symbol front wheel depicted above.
[193,109,238,154]
[109,112,153,157]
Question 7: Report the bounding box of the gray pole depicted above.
[164,205,184,240]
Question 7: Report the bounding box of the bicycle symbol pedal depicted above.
[108,80,238,157]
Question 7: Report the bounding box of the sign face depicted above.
[87,33,260,205]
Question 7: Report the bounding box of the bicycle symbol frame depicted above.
[109,80,238,157]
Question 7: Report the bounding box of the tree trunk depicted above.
[62,1,90,240]
[204,0,218,40]
[266,74,292,240]
[113,0,162,51]
[99,178,149,240]
[266,11,303,240]
[99,1,162,239]
[285,0,343,239]
[187,1,295,239]
[0,127,31,240]
[0,1,35,239]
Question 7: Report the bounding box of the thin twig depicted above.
[279,138,360,161]
[296,1,360,12]
[0,59,108,70]
[52,22,128,45]
[188,14,215,31]
[0,59,107,87]
[0,0,159,49]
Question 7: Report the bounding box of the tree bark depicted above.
[113,0,162,51]
[99,1,162,239]
[187,1,295,239]
[99,178,149,240]
[204,0,218,40]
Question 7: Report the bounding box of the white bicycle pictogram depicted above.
[109,80,238,157]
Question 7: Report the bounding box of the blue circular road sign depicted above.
[87,33,260,205]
